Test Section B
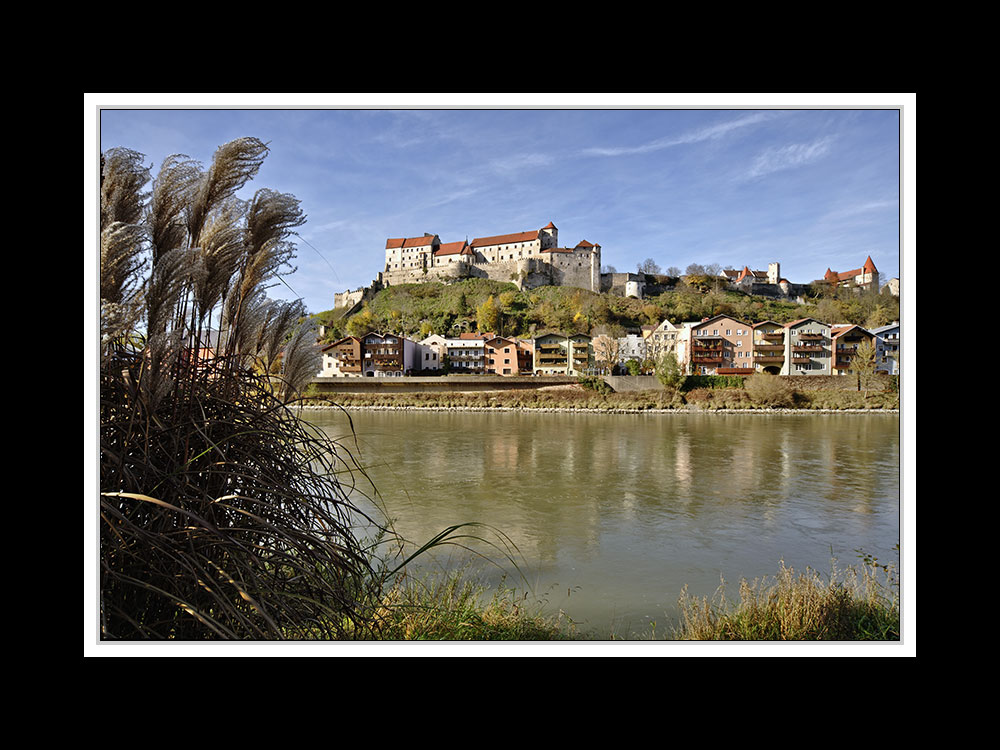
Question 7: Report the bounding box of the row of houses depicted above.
[318,332,535,378]
[316,315,900,379]
[641,315,900,377]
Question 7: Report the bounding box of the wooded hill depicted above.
[312,277,900,344]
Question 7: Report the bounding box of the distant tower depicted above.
[768,262,780,285]
[862,255,879,289]
[540,221,558,250]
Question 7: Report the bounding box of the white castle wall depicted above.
[379,249,600,293]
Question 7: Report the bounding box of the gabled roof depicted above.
[434,240,473,256]
[826,256,878,282]
[870,322,900,334]
[386,234,438,249]
[692,313,751,329]
[831,324,872,338]
[736,266,768,282]
[784,317,828,328]
[471,229,540,247]
[321,335,361,352]
[484,336,517,346]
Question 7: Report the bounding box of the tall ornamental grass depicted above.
[99,139,391,639]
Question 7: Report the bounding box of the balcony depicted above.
[761,331,785,341]
[792,344,825,353]
[754,355,785,364]
[692,355,724,364]
[797,333,825,341]
[754,344,784,352]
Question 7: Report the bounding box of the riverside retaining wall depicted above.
[310,375,579,394]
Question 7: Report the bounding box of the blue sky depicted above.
[94,95,908,316]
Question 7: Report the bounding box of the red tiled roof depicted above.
[386,235,437,249]
[540,246,574,253]
[471,229,540,247]
[434,240,472,256]
[826,257,877,282]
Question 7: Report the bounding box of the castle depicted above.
[377,221,602,294]
[823,255,879,290]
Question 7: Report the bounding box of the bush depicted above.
[578,375,612,394]
[744,373,796,408]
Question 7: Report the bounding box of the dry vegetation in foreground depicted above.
[673,555,900,641]
[302,381,899,411]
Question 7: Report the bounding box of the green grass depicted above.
[673,557,900,641]
[350,570,576,641]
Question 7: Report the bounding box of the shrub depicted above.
[744,373,796,408]
[578,375,612,394]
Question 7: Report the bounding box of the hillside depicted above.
[312,277,899,344]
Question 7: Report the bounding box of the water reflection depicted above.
[305,409,900,637]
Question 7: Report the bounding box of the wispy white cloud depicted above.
[486,152,555,175]
[820,199,898,221]
[741,136,836,180]
[583,112,774,157]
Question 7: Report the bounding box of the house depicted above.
[750,321,787,375]
[361,332,416,376]
[870,322,900,375]
[687,315,754,375]
[533,332,593,375]
[419,333,488,373]
[319,336,363,377]
[644,319,682,362]
[618,334,647,365]
[484,337,531,376]
[830,325,875,376]
[782,319,832,375]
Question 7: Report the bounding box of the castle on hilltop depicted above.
[379,221,601,293]
[331,220,888,312]
[823,255,879,291]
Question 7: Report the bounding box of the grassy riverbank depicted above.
[329,555,900,641]
[300,383,899,412]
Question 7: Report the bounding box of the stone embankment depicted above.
[298,404,898,415]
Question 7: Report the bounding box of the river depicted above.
[305,408,901,639]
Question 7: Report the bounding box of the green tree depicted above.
[655,352,686,391]
[476,294,499,334]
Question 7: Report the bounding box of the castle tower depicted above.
[540,221,558,250]
[768,262,780,285]
[862,255,879,289]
